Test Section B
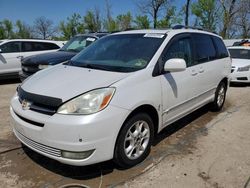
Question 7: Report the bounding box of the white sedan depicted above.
[228,46,250,83]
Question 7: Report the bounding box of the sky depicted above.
[0,0,185,26]
[0,0,140,25]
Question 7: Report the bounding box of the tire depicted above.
[211,82,227,112]
[114,113,154,168]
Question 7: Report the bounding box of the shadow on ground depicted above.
[230,82,250,88]
[0,78,20,85]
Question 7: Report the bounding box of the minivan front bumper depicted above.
[10,95,129,166]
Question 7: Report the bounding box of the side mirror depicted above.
[164,58,187,72]
[0,49,2,53]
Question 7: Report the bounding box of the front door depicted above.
[159,34,199,127]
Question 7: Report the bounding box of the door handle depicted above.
[16,56,24,59]
[191,69,198,76]
[199,67,204,73]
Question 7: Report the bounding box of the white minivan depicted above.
[0,39,63,79]
[10,28,231,168]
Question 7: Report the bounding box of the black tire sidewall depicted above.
[212,82,226,111]
[114,113,154,168]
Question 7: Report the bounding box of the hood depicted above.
[232,58,250,67]
[22,51,77,65]
[21,64,130,102]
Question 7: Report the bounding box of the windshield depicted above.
[229,49,250,59]
[60,36,97,52]
[69,33,165,73]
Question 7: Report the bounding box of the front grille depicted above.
[237,77,248,80]
[15,130,61,157]
[21,64,39,74]
[17,86,62,115]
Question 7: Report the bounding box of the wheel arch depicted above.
[113,104,160,155]
[220,77,228,90]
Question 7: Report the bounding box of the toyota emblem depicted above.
[21,100,31,110]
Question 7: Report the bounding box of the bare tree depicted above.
[33,17,57,39]
[235,0,250,38]
[219,0,239,39]
[185,0,191,26]
[103,0,118,32]
[137,0,167,28]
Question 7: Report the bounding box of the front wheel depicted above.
[114,113,154,168]
[211,82,227,112]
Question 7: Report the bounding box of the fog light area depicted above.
[61,149,95,160]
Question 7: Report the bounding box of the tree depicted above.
[235,0,250,38]
[15,20,33,38]
[191,0,219,31]
[0,23,5,39]
[134,15,150,29]
[59,13,84,40]
[185,0,191,26]
[157,6,182,28]
[219,0,238,39]
[0,19,14,39]
[83,8,102,32]
[33,17,57,39]
[3,19,14,38]
[116,12,133,30]
[137,0,167,28]
[103,0,118,32]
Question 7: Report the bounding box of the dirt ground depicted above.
[0,80,250,188]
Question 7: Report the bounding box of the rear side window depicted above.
[0,42,21,53]
[22,42,59,52]
[212,36,229,58]
[193,34,216,63]
[162,37,193,67]
[42,42,60,50]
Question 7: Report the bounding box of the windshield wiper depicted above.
[66,49,79,52]
[79,63,111,71]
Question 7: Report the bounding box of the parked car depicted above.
[0,39,63,79]
[19,33,107,81]
[228,45,250,83]
[10,27,231,168]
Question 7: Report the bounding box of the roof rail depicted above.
[172,25,217,34]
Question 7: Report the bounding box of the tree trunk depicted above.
[185,0,190,26]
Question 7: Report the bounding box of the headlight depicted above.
[238,65,250,72]
[57,88,115,115]
[38,64,52,69]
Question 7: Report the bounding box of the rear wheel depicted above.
[114,113,154,168]
[211,82,227,112]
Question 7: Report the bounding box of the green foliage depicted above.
[134,15,150,29]
[59,13,84,40]
[15,20,33,38]
[83,9,102,32]
[104,18,118,32]
[191,0,218,31]
[157,6,182,28]
[0,19,15,39]
[116,12,133,30]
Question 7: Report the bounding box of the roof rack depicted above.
[172,25,217,34]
